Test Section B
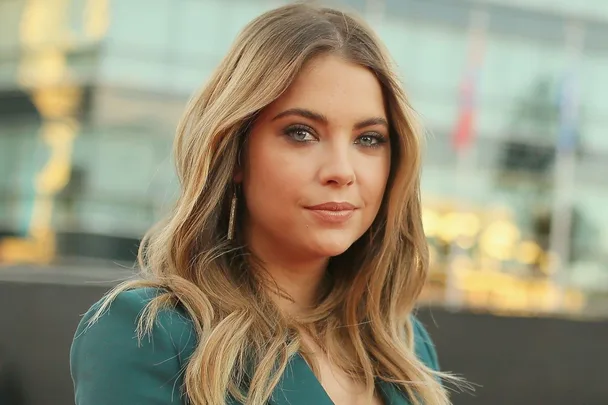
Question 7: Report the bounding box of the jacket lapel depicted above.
[268,353,412,405]
[269,353,334,405]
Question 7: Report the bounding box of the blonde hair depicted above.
[93,3,459,404]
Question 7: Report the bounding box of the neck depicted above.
[262,259,329,315]
[245,232,329,315]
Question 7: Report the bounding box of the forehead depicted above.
[262,54,387,121]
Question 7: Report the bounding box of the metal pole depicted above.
[548,21,585,312]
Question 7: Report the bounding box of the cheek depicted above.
[243,141,306,208]
[357,157,390,210]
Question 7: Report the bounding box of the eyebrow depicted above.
[272,108,389,130]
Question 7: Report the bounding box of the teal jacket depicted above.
[70,288,440,405]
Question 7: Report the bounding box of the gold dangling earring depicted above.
[227,187,237,241]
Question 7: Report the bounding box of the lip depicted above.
[305,202,356,211]
[305,202,357,224]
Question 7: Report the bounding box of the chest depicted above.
[224,351,410,405]
[310,353,385,405]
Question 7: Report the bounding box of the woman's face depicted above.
[238,54,391,262]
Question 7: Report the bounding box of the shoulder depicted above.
[411,315,440,371]
[70,287,197,404]
[73,287,196,351]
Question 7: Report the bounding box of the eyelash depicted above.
[355,133,388,148]
[283,124,317,143]
[283,124,388,148]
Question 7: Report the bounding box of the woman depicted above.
[71,3,458,405]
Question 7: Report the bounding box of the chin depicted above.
[307,234,357,258]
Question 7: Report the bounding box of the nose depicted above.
[318,142,356,187]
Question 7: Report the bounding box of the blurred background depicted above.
[0,0,607,404]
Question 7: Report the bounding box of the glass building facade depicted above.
[1,0,607,316]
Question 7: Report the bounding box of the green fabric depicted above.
[71,288,440,405]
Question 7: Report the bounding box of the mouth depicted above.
[305,202,357,211]
[304,202,357,224]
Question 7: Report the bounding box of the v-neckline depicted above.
[269,352,411,405]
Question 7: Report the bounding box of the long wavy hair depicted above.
[92,3,458,405]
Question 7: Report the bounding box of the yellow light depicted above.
[422,208,441,238]
[516,240,541,265]
[32,87,82,118]
[437,211,482,243]
[478,219,521,261]
[19,0,70,48]
[18,49,67,87]
[84,0,110,40]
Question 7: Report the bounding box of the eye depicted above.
[355,133,387,148]
[283,124,317,143]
